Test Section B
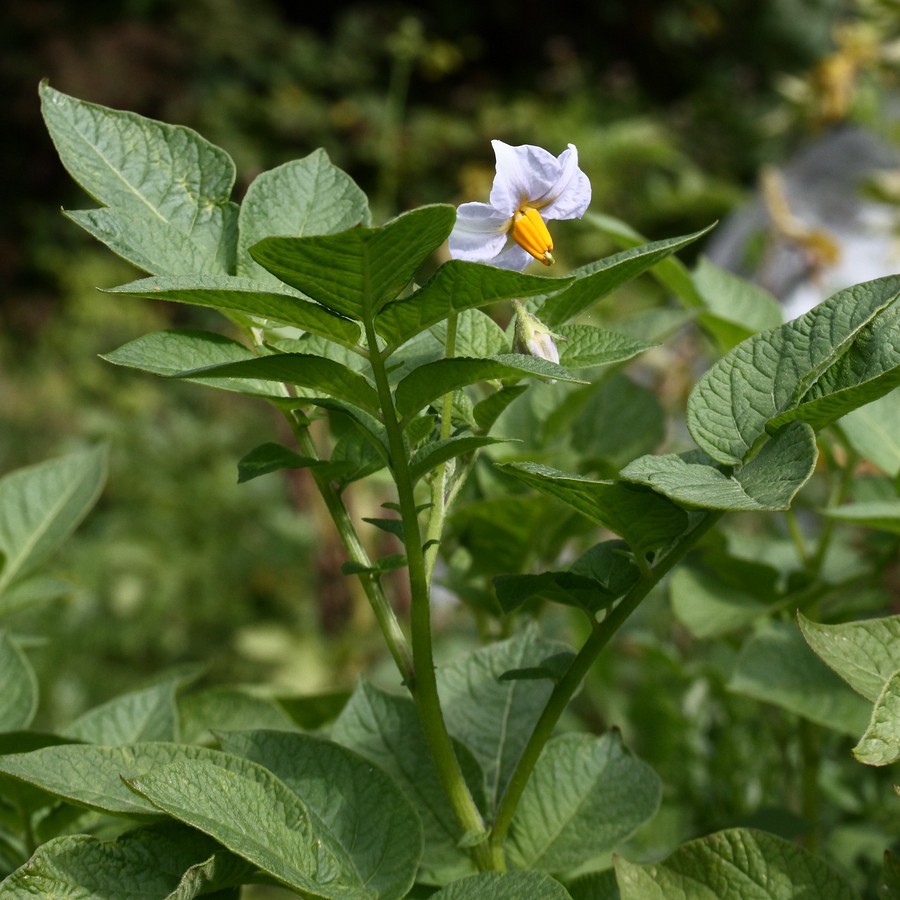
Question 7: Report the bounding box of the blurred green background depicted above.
[1,1,899,890]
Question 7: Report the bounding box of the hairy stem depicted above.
[488,510,723,866]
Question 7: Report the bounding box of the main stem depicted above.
[364,320,489,865]
[487,510,723,867]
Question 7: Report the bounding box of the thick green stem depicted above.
[364,320,490,866]
[286,414,415,683]
[487,510,723,867]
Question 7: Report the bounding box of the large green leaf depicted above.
[238,149,370,281]
[0,446,107,596]
[729,623,871,736]
[218,730,421,899]
[172,353,382,417]
[429,872,573,899]
[0,824,250,900]
[615,828,860,899]
[688,275,900,465]
[375,261,567,350]
[331,679,482,884]
[40,82,237,276]
[249,205,455,320]
[102,330,286,397]
[620,422,818,511]
[0,632,38,731]
[838,389,900,477]
[507,731,661,874]
[494,462,689,559]
[394,355,586,421]
[128,755,373,899]
[0,742,226,817]
[852,670,900,766]
[106,276,361,348]
[436,627,572,814]
[555,324,654,370]
[536,225,714,327]
[821,500,900,535]
[178,686,299,744]
[798,613,900,702]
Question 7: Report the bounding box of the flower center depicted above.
[511,208,555,266]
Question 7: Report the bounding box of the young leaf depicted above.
[0,632,38,731]
[798,613,900,702]
[492,571,613,616]
[101,330,285,397]
[172,354,382,417]
[237,443,325,484]
[0,446,107,596]
[431,307,511,360]
[852,670,900,766]
[394,355,586,421]
[494,462,689,559]
[218,730,422,900]
[428,871,574,899]
[688,275,900,465]
[127,755,371,899]
[620,422,818,511]
[106,276,362,348]
[64,668,198,744]
[409,436,508,484]
[40,82,237,276]
[473,385,529,432]
[729,623,871,736]
[535,225,715,327]
[238,149,370,282]
[249,205,456,321]
[614,827,860,900]
[331,679,483,884]
[375,261,569,350]
[555,324,654,370]
[507,731,661,875]
[0,824,250,900]
[436,626,575,814]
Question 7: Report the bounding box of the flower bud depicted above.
[513,301,563,365]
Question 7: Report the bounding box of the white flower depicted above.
[448,140,591,271]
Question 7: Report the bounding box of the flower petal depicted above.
[492,244,534,271]
[535,144,592,221]
[489,141,563,213]
[448,201,512,262]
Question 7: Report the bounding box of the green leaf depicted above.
[493,571,614,616]
[331,679,482,884]
[508,731,661,874]
[0,742,227,817]
[567,869,620,900]
[178,686,298,745]
[250,205,455,320]
[498,651,577,682]
[688,275,900,465]
[429,871,573,899]
[238,149,370,282]
[536,224,715,327]
[0,575,72,618]
[431,307,510,359]
[172,353,382,417]
[852,670,900,766]
[555,324,654,370]
[494,462,689,559]
[729,623,871,736]
[409,436,508,484]
[473,385,529,432]
[821,500,900,535]
[218,730,422,900]
[436,627,574,814]
[0,824,250,900]
[0,632,38,731]
[839,389,900,477]
[101,330,285,397]
[0,446,107,596]
[128,755,372,898]
[106,276,361,348]
[64,669,197,744]
[614,827,860,899]
[40,82,237,276]
[880,849,900,899]
[691,256,784,349]
[798,613,900,702]
[620,422,818,511]
[670,566,770,639]
[375,261,567,349]
[237,443,324,484]
[395,355,586,421]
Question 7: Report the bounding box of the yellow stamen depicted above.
[511,208,555,265]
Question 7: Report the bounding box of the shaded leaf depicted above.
[853,670,900,766]
[237,443,325,483]
[821,500,900,535]
[839,389,900,477]
[409,436,508,484]
[0,632,38,731]
[179,687,298,746]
